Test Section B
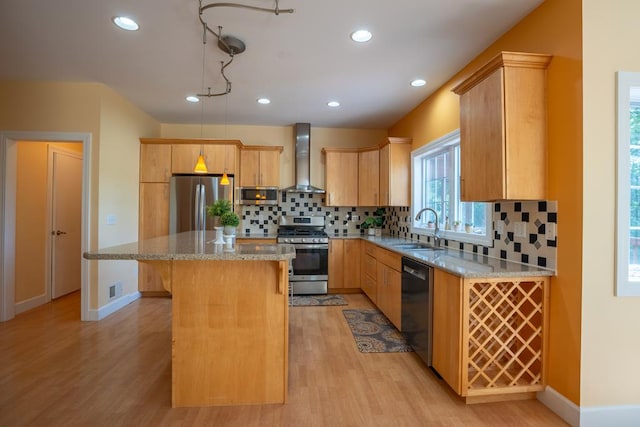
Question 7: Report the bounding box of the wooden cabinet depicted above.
[324,149,358,206]
[432,269,463,394]
[236,238,277,244]
[452,51,552,201]
[358,149,379,206]
[240,146,282,187]
[375,247,402,330]
[379,138,412,206]
[140,144,171,183]
[329,239,361,290]
[324,137,411,207]
[172,144,236,175]
[138,183,170,293]
[360,241,377,303]
[431,267,550,403]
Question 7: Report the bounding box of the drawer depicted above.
[376,247,402,271]
[363,254,377,278]
[363,241,377,257]
[361,273,377,304]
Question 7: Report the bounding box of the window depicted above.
[411,130,492,246]
[616,71,640,296]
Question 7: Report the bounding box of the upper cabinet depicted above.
[239,146,283,187]
[453,51,552,201]
[379,137,412,207]
[323,149,359,206]
[172,143,236,175]
[140,144,172,183]
[358,149,379,206]
[323,137,412,207]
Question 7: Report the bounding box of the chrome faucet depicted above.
[415,207,441,247]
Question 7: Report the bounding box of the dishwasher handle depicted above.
[403,264,427,281]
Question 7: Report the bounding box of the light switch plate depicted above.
[514,222,527,238]
[106,214,117,225]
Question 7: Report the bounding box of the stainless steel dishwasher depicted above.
[401,257,433,366]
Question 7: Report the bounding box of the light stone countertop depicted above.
[333,234,555,278]
[83,231,295,262]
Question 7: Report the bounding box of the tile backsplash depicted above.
[240,193,557,270]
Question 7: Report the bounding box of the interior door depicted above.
[51,149,82,299]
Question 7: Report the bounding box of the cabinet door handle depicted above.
[327,193,331,205]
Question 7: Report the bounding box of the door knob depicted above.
[53,230,67,236]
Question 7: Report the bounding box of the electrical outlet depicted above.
[496,220,505,235]
[258,214,264,222]
[106,214,117,225]
[546,223,556,240]
[514,222,527,238]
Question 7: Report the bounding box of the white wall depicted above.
[582,0,640,407]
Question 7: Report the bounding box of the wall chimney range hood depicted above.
[283,123,325,193]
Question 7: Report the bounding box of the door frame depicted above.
[0,131,92,322]
[47,145,83,302]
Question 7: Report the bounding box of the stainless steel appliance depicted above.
[401,257,434,366]
[277,215,328,295]
[238,186,279,205]
[281,123,325,193]
[169,175,234,233]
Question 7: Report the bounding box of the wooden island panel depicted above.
[170,260,289,407]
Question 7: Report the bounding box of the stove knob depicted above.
[283,238,290,243]
[312,238,319,243]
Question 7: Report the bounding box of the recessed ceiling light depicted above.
[113,16,139,31]
[327,101,340,108]
[410,79,427,87]
[350,30,372,43]
[186,96,199,103]
[257,98,271,105]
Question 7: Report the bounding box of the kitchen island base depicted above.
[150,259,289,408]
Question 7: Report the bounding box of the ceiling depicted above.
[0,0,543,129]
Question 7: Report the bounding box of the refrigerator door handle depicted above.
[194,184,202,231]
[199,183,206,231]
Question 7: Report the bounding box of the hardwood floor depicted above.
[0,292,567,426]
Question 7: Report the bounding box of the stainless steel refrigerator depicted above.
[169,175,234,233]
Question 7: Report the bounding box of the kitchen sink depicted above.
[390,242,444,251]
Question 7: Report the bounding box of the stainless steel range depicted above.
[277,215,328,295]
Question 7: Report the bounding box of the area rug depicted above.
[290,294,348,306]
[342,309,413,353]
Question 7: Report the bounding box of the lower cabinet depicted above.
[432,269,550,403]
[328,239,361,291]
[374,247,402,330]
[432,269,463,393]
[360,241,377,303]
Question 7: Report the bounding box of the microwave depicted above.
[238,187,279,205]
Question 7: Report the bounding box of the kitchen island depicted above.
[84,231,296,408]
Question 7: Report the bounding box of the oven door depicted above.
[290,244,328,281]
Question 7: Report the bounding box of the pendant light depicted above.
[221,168,230,185]
[194,147,208,173]
[193,24,208,174]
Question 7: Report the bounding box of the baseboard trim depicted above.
[537,386,580,426]
[580,404,640,427]
[538,386,640,427]
[86,291,141,321]
[15,293,48,314]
